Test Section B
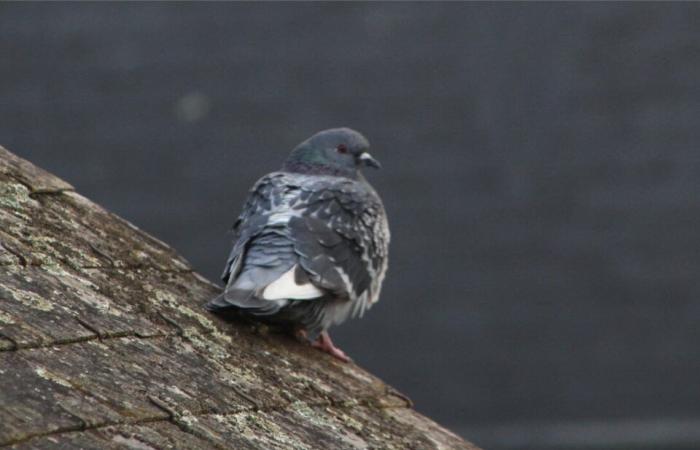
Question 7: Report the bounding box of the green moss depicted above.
[223,410,310,450]
[0,181,34,210]
[34,366,73,388]
[0,310,16,324]
[1,284,54,312]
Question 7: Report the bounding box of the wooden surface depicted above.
[0,145,477,449]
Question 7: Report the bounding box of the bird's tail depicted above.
[204,292,232,312]
[205,288,285,316]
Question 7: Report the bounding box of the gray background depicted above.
[2,3,700,449]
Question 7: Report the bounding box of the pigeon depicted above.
[206,128,390,362]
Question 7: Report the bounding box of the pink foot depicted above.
[311,331,351,362]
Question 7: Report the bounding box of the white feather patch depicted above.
[262,266,324,300]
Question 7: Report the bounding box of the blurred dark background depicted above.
[2,3,700,449]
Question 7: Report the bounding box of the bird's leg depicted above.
[312,331,350,363]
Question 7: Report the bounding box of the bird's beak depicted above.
[359,152,382,169]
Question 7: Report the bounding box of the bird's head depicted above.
[284,128,381,177]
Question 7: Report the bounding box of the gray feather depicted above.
[207,129,389,338]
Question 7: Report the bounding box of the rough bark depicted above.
[0,145,478,450]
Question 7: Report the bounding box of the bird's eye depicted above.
[336,144,348,154]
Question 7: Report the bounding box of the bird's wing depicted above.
[286,176,389,318]
[290,178,381,299]
[220,172,285,284]
[211,174,388,320]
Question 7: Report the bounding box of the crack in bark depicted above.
[0,329,175,353]
[0,392,409,448]
[28,190,72,199]
[4,173,74,197]
[147,395,229,450]
[0,329,412,448]
[0,413,166,448]
[0,260,194,275]
[156,312,186,336]
[73,317,103,339]
[0,242,27,267]
[87,243,116,267]
[0,333,18,351]
[78,266,193,273]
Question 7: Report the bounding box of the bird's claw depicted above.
[300,330,351,362]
